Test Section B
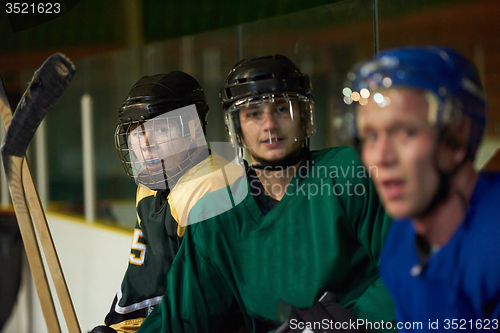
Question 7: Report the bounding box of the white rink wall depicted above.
[2,213,132,333]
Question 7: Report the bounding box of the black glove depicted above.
[89,325,117,333]
[275,292,366,333]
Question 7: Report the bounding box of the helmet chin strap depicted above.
[414,127,469,219]
[250,138,310,171]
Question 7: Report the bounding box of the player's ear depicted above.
[436,142,457,173]
[438,117,470,171]
[450,116,471,166]
[188,118,206,141]
[452,146,468,169]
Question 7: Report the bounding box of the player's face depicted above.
[357,88,441,219]
[129,118,191,173]
[239,99,302,165]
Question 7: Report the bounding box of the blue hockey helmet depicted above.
[345,46,487,158]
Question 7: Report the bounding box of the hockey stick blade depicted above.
[1,53,75,166]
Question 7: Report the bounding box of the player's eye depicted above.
[393,126,417,140]
[155,126,168,135]
[242,110,263,120]
[362,131,377,143]
[132,131,145,138]
[401,127,416,137]
[276,106,288,114]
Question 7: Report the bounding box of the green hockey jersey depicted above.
[137,146,395,333]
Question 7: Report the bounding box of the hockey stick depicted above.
[0,53,80,332]
[0,69,60,333]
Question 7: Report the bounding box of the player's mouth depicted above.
[145,158,163,172]
[379,178,405,200]
[261,136,284,148]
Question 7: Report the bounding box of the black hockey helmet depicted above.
[115,71,210,189]
[220,54,312,111]
[220,54,315,149]
[119,71,209,129]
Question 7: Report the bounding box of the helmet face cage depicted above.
[224,93,315,148]
[115,104,208,190]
